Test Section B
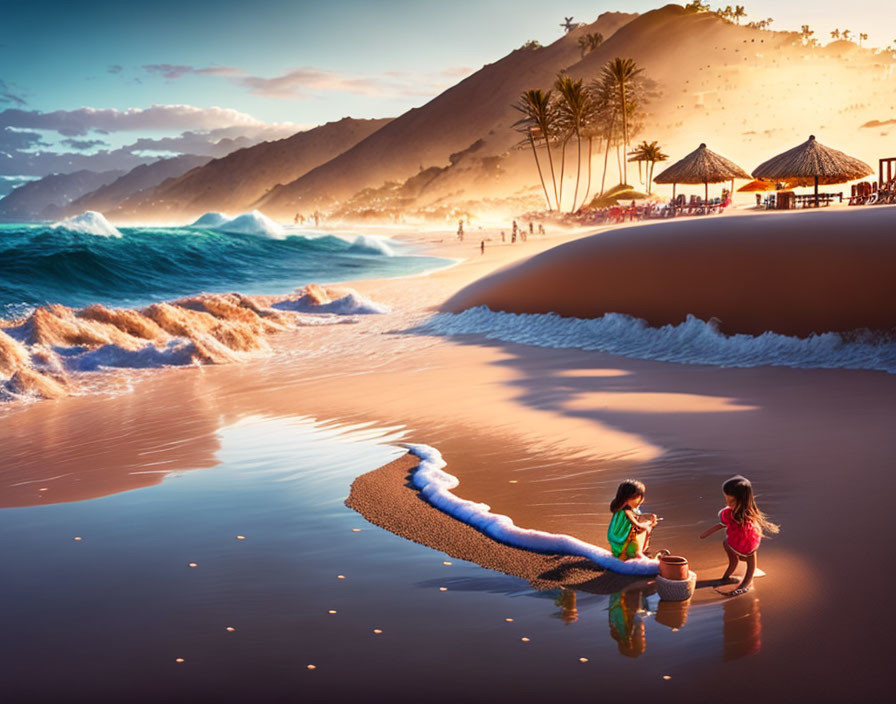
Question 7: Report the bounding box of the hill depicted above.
[115,117,392,222]
[67,154,211,216]
[0,169,125,222]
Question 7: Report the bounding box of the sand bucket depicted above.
[656,571,696,602]
[659,555,689,581]
[655,599,690,629]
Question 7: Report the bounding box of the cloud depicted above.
[60,138,108,150]
[108,65,123,74]
[0,79,27,106]
[0,127,48,152]
[0,104,290,137]
[237,66,476,100]
[143,64,245,80]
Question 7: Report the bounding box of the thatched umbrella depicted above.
[752,135,873,206]
[654,143,751,201]
[738,179,781,192]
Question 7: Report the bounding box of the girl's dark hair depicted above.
[722,475,780,536]
[610,479,646,514]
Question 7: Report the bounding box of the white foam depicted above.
[422,308,896,374]
[347,234,395,257]
[405,443,659,576]
[216,210,284,238]
[62,339,199,371]
[274,290,390,315]
[52,211,121,237]
[190,211,231,228]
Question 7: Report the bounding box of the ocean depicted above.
[0,211,449,318]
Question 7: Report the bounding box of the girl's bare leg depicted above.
[721,542,739,583]
[738,553,757,591]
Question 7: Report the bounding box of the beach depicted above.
[2,208,895,701]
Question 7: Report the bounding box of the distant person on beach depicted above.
[700,475,779,597]
[538,223,545,235]
[501,231,505,242]
[529,221,534,235]
[480,240,485,255]
[512,220,518,238]
[607,480,658,560]
[457,220,464,241]
[511,231,516,243]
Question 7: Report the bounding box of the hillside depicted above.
[67,154,211,216]
[261,4,896,219]
[256,12,638,217]
[0,169,125,221]
[115,117,392,222]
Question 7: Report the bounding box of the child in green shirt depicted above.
[607,480,658,559]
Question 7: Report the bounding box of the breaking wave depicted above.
[0,220,446,316]
[420,307,896,374]
[0,285,390,402]
[52,211,121,237]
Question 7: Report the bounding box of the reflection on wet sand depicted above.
[723,593,762,661]
[608,587,649,657]
[553,588,579,624]
[0,370,221,508]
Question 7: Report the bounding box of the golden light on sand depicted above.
[188,563,197,567]
[337,575,346,579]
[663,676,671,680]
[73,537,82,541]
[236,535,246,540]
[442,561,452,565]
[505,618,514,622]
[306,664,316,670]
[579,658,589,663]
[373,629,383,634]
[521,637,530,642]
[328,610,337,614]
[175,658,184,663]
[351,528,361,532]
[508,480,518,484]
[564,392,756,415]
[439,587,448,591]
[226,627,235,632]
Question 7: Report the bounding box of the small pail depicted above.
[659,555,689,581]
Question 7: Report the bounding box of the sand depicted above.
[445,206,896,336]
[1,209,895,697]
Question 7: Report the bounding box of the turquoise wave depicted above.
[0,223,446,316]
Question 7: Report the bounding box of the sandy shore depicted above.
[2,209,895,697]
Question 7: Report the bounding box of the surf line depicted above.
[405,443,659,576]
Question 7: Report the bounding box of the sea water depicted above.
[0,215,449,317]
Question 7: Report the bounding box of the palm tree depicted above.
[513,90,559,210]
[842,29,852,41]
[831,28,841,40]
[800,25,814,45]
[733,5,746,24]
[859,32,868,47]
[555,76,592,212]
[601,57,643,187]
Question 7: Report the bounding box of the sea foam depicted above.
[273,285,391,315]
[215,210,284,238]
[52,211,121,237]
[405,443,658,575]
[347,234,395,257]
[421,307,896,374]
[190,211,231,228]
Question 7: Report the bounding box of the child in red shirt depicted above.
[700,475,779,596]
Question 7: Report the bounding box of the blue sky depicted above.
[1,1,893,180]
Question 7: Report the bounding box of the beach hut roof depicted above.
[653,143,751,184]
[752,135,873,185]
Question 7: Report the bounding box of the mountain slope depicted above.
[256,12,639,215]
[117,117,392,221]
[0,169,125,221]
[67,154,211,216]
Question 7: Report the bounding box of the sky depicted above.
[2,0,894,182]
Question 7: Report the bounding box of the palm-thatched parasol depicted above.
[653,143,751,201]
[752,135,873,205]
[738,179,784,192]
